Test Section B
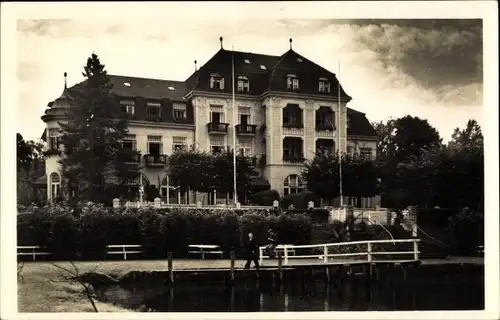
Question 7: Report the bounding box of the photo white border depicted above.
[1,1,498,320]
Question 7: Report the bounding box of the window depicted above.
[260,65,267,70]
[124,82,131,87]
[283,137,303,160]
[283,175,304,196]
[296,58,303,63]
[315,107,335,130]
[48,128,60,150]
[244,59,250,64]
[209,73,225,90]
[168,86,175,91]
[283,104,302,127]
[172,136,187,151]
[147,102,161,117]
[318,77,331,93]
[360,147,373,160]
[238,141,252,156]
[50,172,61,201]
[237,76,250,92]
[210,138,224,155]
[286,74,299,90]
[121,135,137,150]
[316,139,335,154]
[210,105,225,123]
[147,135,162,155]
[238,106,251,125]
[173,103,187,120]
[120,100,135,116]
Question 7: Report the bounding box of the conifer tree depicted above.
[58,53,140,203]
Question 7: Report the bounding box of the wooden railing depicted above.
[259,239,420,266]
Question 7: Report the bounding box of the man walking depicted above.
[244,232,260,270]
[265,229,277,258]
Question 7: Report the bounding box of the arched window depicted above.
[237,76,250,92]
[209,73,225,90]
[318,77,331,93]
[286,74,299,90]
[283,174,304,196]
[50,172,61,201]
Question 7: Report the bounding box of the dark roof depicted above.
[69,75,186,101]
[346,108,378,137]
[185,48,351,100]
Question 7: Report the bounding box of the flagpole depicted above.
[338,60,344,207]
[232,46,238,206]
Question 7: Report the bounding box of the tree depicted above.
[166,146,215,195]
[212,148,259,204]
[448,119,483,151]
[373,116,442,208]
[302,150,379,205]
[17,133,46,205]
[58,53,138,203]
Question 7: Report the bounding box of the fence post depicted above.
[278,251,283,283]
[367,242,372,262]
[230,251,235,283]
[284,246,289,265]
[112,198,120,208]
[154,197,161,208]
[123,245,127,261]
[168,251,174,284]
[323,245,328,263]
[413,240,419,261]
[259,247,263,266]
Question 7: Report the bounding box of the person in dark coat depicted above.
[244,232,260,270]
[265,229,278,258]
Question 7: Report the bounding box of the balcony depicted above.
[315,124,336,138]
[118,150,141,164]
[207,122,229,135]
[144,154,168,167]
[235,124,257,136]
[282,154,305,165]
[282,124,304,136]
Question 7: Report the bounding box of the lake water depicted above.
[96,275,484,312]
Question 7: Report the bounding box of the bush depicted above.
[17,203,313,260]
[281,191,321,209]
[249,189,280,206]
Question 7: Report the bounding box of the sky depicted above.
[16,18,483,143]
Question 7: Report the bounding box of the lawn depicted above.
[17,259,247,312]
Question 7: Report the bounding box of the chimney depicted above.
[289,38,293,50]
[194,60,197,72]
[220,36,224,49]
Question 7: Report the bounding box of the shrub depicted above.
[17,203,314,261]
[249,189,280,206]
[281,191,321,209]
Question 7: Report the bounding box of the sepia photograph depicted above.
[1,2,498,320]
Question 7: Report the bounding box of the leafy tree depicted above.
[212,148,259,204]
[17,134,45,205]
[166,146,215,195]
[302,150,379,205]
[448,119,483,151]
[58,53,138,203]
[373,116,442,208]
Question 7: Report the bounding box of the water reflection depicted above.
[96,277,483,312]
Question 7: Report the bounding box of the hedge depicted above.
[248,189,280,206]
[17,203,312,261]
[281,191,321,209]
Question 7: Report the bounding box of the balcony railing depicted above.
[207,122,229,134]
[283,155,305,165]
[282,124,304,136]
[118,151,141,164]
[235,124,257,136]
[144,154,168,166]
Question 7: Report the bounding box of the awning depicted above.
[32,175,47,187]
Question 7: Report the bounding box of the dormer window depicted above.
[318,77,331,93]
[120,100,135,117]
[173,103,187,120]
[237,76,250,92]
[286,74,299,90]
[147,102,161,117]
[209,73,225,90]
